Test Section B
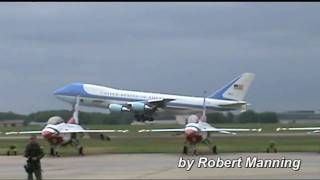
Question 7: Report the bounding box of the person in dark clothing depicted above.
[24,135,44,180]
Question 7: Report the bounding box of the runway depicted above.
[0,153,319,179]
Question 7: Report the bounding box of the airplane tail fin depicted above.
[208,73,255,101]
[67,96,80,124]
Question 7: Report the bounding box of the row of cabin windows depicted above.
[101,91,160,100]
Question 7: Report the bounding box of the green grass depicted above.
[1,123,319,156]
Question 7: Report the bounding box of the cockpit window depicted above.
[47,116,64,125]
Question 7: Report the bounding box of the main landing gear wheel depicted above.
[50,147,59,157]
[193,149,198,156]
[212,145,218,154]
[183,146,188,155]
[78,146,84,156]
[134,114,154,122]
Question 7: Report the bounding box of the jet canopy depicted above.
[47,116,64,125]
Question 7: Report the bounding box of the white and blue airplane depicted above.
[53,73,255,122]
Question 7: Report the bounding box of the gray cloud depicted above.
[0,2,319,113]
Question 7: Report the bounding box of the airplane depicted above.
[276,127,320,134]
[53,73,255,122]
[138,94,262,155]
[5,96,128,156]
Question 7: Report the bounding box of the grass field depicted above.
[0,123,319,156]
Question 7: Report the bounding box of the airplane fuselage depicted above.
[54,83,245,114]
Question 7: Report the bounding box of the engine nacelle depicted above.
[109,104,130,113]
[130,102,152,112]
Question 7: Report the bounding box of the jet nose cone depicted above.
[185,127,202,144]
[42,130,53,138]
[185,128,197,136]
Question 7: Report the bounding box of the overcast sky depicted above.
[0,2,319,114]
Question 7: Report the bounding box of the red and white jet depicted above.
[6,96,128,156]
[139,95,261,155]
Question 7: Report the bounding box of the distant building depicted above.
[0,120,24,127]
[278,110,320,124]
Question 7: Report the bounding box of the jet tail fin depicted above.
[67,96,80,124]
[208,73,255,101]
[199,91,207,122]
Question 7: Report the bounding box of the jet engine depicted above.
[108,104,130,112]
[130,102,152,112]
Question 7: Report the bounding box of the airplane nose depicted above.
[185,128,198,136]
[53,87,65,95]
[42,130,53,138]
[185,128,202,144]
[53,83,86,96]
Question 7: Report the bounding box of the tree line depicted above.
[207,110,278,124]
[0,110,278,125]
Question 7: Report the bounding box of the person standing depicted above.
[24,135,44,180]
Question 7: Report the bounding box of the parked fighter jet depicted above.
[6,96,128,156]
[138,94,262,155]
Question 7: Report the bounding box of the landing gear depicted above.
[203,139,218,155]
[212,145,218,154]
[190,144,198,155]
[182,143,198,155]
[78,146,84,156]
[99,134,111,141]
[193,149,198,156]
[50,147,60,157]
[134,114,154,122]
[183,146,188,155]
[70,137,84,156]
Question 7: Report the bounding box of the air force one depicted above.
[53,73,255,122]
[6,96,128,156]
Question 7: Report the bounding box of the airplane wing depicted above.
[276,127,320,131]
[147,98,175,106]
[138,128,262,134]
[5,131,42,135]
[128,98,175,109]
[276,127,320,133]
[218,102,247,109]
[59,129,129,133]
[202,128,262,135]
[139,128,185,133]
